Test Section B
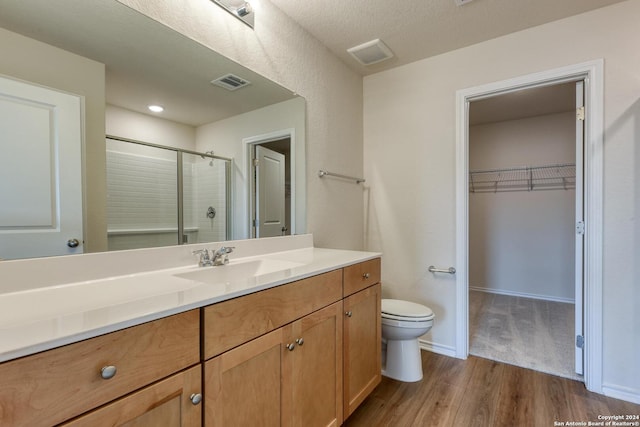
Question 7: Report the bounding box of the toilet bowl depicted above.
[381,299,434,382]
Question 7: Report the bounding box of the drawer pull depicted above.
[286,343,296,351]
[345,311,353,318]
[362,273,370,279]
[190,393,203,405]
[295,338,304,346]
[100,365,117,380]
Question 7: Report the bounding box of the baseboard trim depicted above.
[602,384,640,404]
[469,286,575,304]
[419,339,457,358]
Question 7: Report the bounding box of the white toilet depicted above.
[381,299,434,382]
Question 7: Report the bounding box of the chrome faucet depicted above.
[192,249,213,267]
[211,246,234,266]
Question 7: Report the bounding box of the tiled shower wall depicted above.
[106,150,227,250]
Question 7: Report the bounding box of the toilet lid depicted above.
[381,299,434,320]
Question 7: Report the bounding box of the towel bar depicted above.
[428,266,456,274]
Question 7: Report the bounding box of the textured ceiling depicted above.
[269,0,627,75]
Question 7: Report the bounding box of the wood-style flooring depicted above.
[344,351,640,427]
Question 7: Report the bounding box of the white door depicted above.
[254,145,285,238]
[0,75,83,260]
[574,80,585,375]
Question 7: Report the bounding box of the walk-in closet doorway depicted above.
[455,60,605,392]
[467,81,581,380]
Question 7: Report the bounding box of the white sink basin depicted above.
[174,258,304,285]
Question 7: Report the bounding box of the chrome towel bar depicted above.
[428,266,456,274]
[318,169,365,184]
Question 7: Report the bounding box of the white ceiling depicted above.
[0,0,296,126]
[0,0,620,126]
[269,0,626,75]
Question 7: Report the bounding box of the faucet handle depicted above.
[212,246,235,265]
[192,249,212,266]
[192,248,210,257]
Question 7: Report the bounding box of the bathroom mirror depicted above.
[0,0,306,260]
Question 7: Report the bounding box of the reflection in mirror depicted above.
[106,138,231,252]
[0,0,306,260]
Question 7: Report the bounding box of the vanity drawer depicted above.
[344,258,381,297]
[0,309,200,427]
[203,269,342,359]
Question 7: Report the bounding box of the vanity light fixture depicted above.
[147,104,164,113]
[211,0,254,28]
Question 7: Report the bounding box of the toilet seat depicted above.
[381,299,434,322]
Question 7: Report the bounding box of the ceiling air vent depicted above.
[211,74,251,91]
[347,39,394,66]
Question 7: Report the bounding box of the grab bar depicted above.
[428,266,456,274]
[318,169,365,184]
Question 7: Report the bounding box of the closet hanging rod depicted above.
[318,169,366,184]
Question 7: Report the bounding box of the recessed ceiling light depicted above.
[148,105,164,113]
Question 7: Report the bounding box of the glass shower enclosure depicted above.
[106,137,231,251]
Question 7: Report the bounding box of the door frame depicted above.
[454,60,604,393]
[243,129,296,238]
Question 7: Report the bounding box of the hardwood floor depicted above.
[344,351,640,427]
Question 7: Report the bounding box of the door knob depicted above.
[67,238,80,248]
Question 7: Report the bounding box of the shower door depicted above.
[106,137,230,251]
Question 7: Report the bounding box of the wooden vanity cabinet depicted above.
[205,302,343,427]
[282,301,343,427]
[0,257,380,427]
[61,365,202,427]
[0,310,200,427]
[343,259,382,419]
[203,257,381,427]
[202,271,344,427]
[343,283,381,418]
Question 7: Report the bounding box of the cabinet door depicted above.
[343,283,381,418]
[204,328,284,427]
[61,365,202,427]
[282,302,343,427]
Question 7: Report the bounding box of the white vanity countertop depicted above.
[0,240,380,363]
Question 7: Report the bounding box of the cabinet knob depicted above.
[286,343,296,351]
[190,393,203,405]
[295,338,304,346]
[100,365,117,380]
[345,311,353,318]
[362,272,370,279]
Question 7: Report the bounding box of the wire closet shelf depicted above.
[469,163,576,193]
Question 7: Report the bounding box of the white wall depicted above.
[364,0,640,400]
[106,105,196,150]
[469,112,576,302]
[117,0,364,250]
[195,97,306,240]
